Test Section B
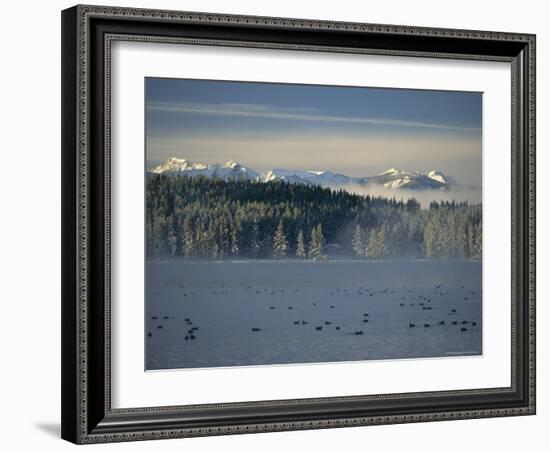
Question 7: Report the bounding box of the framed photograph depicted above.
[61,5,536,444]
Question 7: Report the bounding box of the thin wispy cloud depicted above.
[147,101,481,132]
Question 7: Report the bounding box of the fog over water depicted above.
[147,260,482,370]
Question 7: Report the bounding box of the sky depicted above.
[145,78,482,187]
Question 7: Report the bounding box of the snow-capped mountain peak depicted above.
[151,158,258,180]
[223,160,239,169]
[149,158,466,194]
[150,157,209,174]
[426,170,449,185]
[378,168,401,176]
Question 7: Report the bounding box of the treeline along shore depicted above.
[146,175,482,260]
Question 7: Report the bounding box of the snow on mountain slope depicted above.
[149,158,474,195]
[150,157,258,180]
[372,168,450,191]
[256,168,354,186]
[150,157,209,173]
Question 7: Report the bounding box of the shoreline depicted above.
[148,258,482,264]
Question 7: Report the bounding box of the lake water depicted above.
[146,260,482,370]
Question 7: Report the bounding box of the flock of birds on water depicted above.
[148,280,480,343]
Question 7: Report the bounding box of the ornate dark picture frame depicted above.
[61,4,536,444]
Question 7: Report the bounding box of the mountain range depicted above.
[149,157,479,196]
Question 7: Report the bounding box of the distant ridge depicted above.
[149,158,478,196]
[150,157,259,180]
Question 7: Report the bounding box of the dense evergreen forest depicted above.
[146,175,482,260]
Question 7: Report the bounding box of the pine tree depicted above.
[167,230,178,257]
[365,229,378,258]
[472,223,482,258]
[211,241,219,260]
[308,223,325,260]
[424,215,439,258]
[273,220,288,258]
[365,228,387,259]
[251,220,261,257]
[296,229,306,258]
[152,214,168,257]
[352,224,364,257]
[317,224,326,260]
[377,227,388,258]
[231,220,241,257]
[207,220,219,259]
[181,217,194,258]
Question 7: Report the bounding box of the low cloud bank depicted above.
[341,184,482,208]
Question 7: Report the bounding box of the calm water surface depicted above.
[146,260,482,370]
